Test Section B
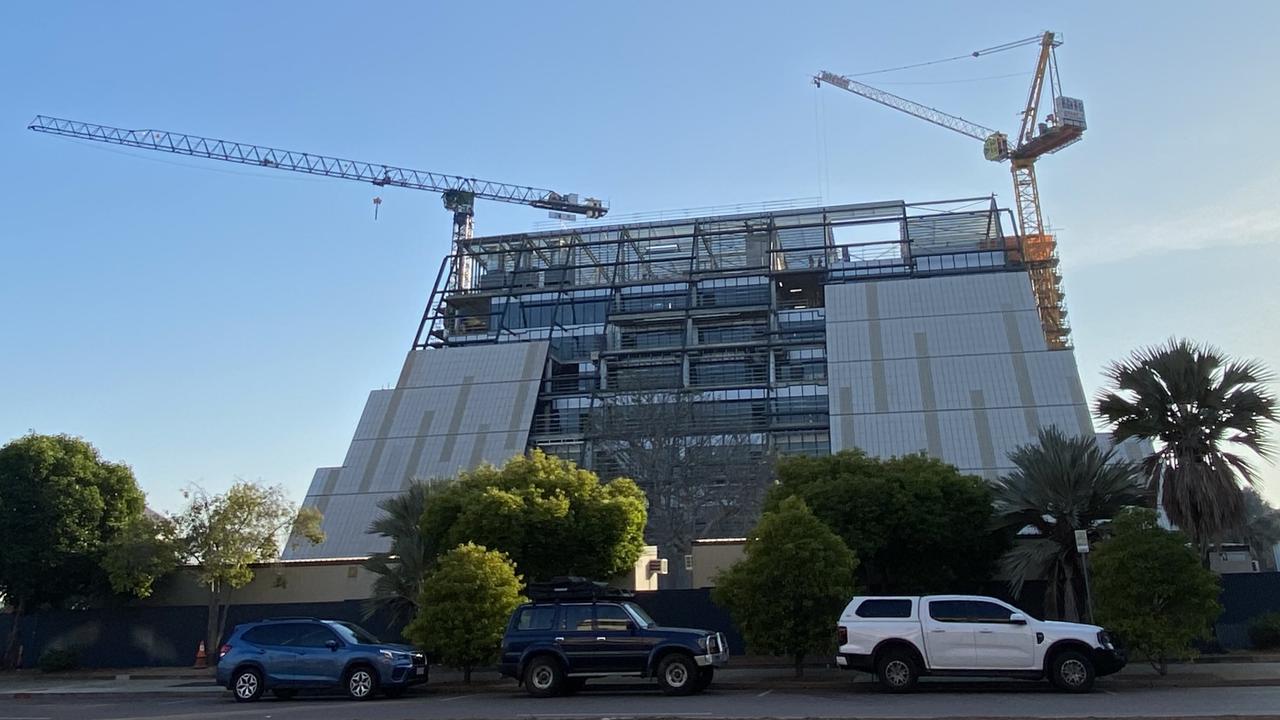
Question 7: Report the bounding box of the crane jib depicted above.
[27,115,607,218]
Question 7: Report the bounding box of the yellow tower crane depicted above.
[815,31,1085,349]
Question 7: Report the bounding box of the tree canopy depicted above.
[172,481,324,654]
[363,480,438,626]
[713,496,857,677]
[419,451,647,582]
[1092,508,1222,675]
[991,427,1147,621]
[1095,339,1277,555]
[766,450,1004,594]
[0,434,150,667]
[404,542,524,682]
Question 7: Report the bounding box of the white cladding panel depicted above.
[826,272,1094,479]
[287,341,550,559]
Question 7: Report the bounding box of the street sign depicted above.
[1075,529,1090,553]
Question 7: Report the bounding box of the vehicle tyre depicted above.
[875,649,918,693]
[344,665,379,700]
[563,677,587,695]
[524,656,565,698]
[231,667,264,703]
[271,688,297,700]
[693,667,714,693]
[656,653,697,696]
[1050,650,1095,693]
[382,686,407,699]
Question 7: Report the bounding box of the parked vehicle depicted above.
[216,617,427,702]
[499,577,729,697]
[835,595,1125,693]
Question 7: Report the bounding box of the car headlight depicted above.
[380,649,409,662]
[1097,631,1114,649]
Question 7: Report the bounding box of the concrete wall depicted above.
[825,271,1095,478]
[288,341,550,559]
[136,560,377,607]
[689,539,746,588]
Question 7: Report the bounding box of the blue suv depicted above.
[216,618,427,702]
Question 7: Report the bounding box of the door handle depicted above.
[554,636,564,642]
[596,637,607,641]
[930,629,946,633]
[979,630,994,634]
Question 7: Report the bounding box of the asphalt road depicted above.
[5,683,1280,720]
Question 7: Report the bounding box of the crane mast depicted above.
[27,115,608,292]
[815,31,1084,349]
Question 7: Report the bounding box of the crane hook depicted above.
[373,196,382,220]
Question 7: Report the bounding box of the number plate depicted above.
[415,667,426,676]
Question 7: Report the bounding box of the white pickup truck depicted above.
[835,595,1124,693]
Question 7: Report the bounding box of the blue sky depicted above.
[2,2,1278,512]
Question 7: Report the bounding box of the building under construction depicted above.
[288,196,1134,568]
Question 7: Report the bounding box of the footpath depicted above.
[3,656,1279,698]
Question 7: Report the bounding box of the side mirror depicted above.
[325,639,339,651]
[1009,613,1028,626]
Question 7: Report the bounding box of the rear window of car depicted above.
[855,599,913,618]
[514,606,557,631]
[241,624,293,645]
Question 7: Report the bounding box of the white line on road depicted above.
[437,695,467,702]
[756,689,773,697]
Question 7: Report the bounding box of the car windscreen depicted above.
[332,621,382,645]
[624,602,657,628]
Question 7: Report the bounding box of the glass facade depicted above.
[415,198,1018,538]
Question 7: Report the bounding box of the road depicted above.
[5,683,1280,720]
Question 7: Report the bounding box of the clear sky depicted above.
[2,1,1278,513]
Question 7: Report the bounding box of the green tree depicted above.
[712,496,857,677]
[404,542,524,683]
[102,513,181,599]
[991,427,1147,621]
[421,451,647,581]
[1240,489,1280,571]
[0,434,148,669]
[1095,339,1277,559]
[1092,508,1222,675]
[172,481,325,657]
[767,450,1003,594]
[362,480,438,626]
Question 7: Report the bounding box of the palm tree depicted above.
[1095,339,1277,559]
[992,427,1147,621]
[361,480,439,625]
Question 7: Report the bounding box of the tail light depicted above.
[219,644,232,659]
[837,626,848,646]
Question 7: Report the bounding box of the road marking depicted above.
[527,715,712,718]
[437,695,467,702]
[756,689,773,697]
[0,716,52,719]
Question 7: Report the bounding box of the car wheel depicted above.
[875,649,918,693]
[271,689,297,700]
[232,667,264,703]
[345,665,379,700]
[382,686,407,699]
[1051,650,1095,693]
[657,653,697,696]
[693,667,714,693]
[524,656,565,698]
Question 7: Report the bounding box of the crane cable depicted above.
[848,34,1044,78]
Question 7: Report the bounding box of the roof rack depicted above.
[526,576,634,602]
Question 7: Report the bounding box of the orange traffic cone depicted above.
[194,641,208,669]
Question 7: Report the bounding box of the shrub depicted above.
[38,647,81,673]
[1249,612,1280,649]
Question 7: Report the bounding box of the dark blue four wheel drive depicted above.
[216,618,427,702]
[499,578,729,697]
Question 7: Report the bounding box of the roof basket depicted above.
[526,576,634,602]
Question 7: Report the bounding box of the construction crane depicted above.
[27,115,608,291]
[815,31,1085,349]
